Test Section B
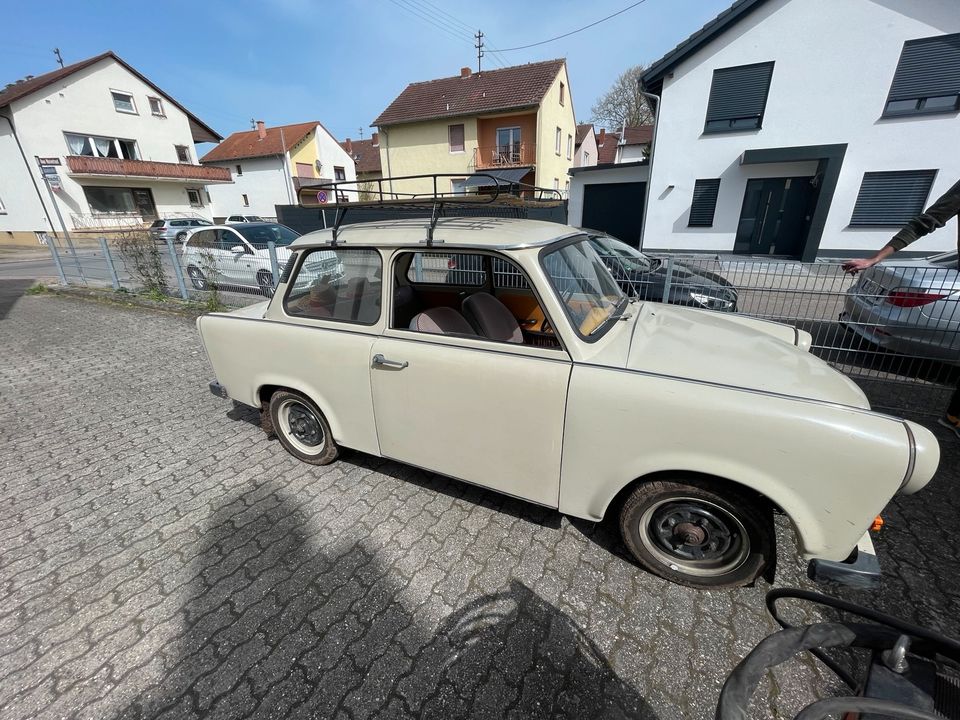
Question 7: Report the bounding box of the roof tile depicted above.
[200,122,319,163]
[339,138,381,174]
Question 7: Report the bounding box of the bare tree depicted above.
[590,65,654,129]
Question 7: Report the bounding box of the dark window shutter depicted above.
[705,62,774,128]
[449,124,464,152]
[689,179,721,227]
[888,33,960,102]
[850,170,937,226]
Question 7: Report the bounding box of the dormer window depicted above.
[111,91,137,114]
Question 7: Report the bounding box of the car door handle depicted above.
[372,354,408,369]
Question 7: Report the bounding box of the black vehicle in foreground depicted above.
[586,232,738,312]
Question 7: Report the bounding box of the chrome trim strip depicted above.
[900,421,916,490]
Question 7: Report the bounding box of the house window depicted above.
[555,127,561,155]
[451,178,467,196]
[296,162,313,178]
[850,170,937,226]
[560,81,565,106]
[883,33,960,118]
[111,91,137,114]
[175,145,190,163]
[0,194,5,213]
[584,151,590,165]
[65,132,138,160]
[334,166,346,180]
[449,123,465,153]
[187,189,203,207]
[553,178,559,191]
[703,61,775,133]
[566,134,573,160]
[148,97,164,116]
[235,164,243,176]
[242,193,250,207]
[83,186,155,216]
[688,178,721,227]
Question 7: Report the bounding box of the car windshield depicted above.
[589,235,654,274]
[235,223,299,248]
[542,236,627,339]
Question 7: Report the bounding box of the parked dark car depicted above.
[586,232,738,312]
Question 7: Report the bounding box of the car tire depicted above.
[176,231,188,243]
[257,270,275,298]
[187,265,208,290]
[619,477,773,589]
[269,390,339,465]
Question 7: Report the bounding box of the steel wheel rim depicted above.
[258,273,274,296]
[278,399,325,455]
[188,267,206,289]
[638,497,749,577]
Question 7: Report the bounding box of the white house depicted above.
[201,120,356,222]
[573,124,598,168]
[640,0,960,260]
[0,51,228,246]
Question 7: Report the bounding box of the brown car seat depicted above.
[409,307,477,336]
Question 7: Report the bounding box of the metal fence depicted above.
[43,234,957,416]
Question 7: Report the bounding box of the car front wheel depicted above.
[187,265,207,290]
[269,391,339,465]
[619,477,773,588]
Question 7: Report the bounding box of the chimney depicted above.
[344,138,353,155]
[256,120,266,140]
[598,129,606,146]
[371,132,379,147]
[460,67,472,79]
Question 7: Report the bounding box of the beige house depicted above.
[372,60,577,198]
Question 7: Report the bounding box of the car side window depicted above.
[171,220,186,227]
[285,248,381,325]
[217,229,246,253]
[406,252,485,286]
[189,229,216,249]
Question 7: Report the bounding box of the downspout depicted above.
[0,111,56,235]
[639,88,660,252]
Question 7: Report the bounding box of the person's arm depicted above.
[841,244,896,273]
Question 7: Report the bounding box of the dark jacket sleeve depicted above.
[888,178,960,250]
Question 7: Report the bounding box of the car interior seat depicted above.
[409,307,477,336]
[461,292,524,344]
[393,285,422,328]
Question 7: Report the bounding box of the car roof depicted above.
[290,217,580,250]
[201,222,280,230]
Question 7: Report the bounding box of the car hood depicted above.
[623,303,869,408]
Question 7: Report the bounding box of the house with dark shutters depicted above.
[640,0,960,260]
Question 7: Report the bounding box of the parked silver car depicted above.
[842,250,959,364]
[149,217,212,243]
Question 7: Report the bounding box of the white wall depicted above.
[645,0,960,255]
[0,118,51,235]
[574,131,598,167]
[617,144,647,164]
[205,156,289,220]
[6,56,215,229]
[313,126,357,187]
[568,163,650,227]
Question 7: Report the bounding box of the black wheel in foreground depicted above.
[187,265,208,290]
[257,270,275,298]
[176,231,188,243]
[269,390,339,465]
[619,477,773,588]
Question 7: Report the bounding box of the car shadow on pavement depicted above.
[0,278,36,320]
[114,481,657,719]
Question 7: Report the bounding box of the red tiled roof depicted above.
[575,123,593,146]
[373,59,565,127]
[596,131,620,164]
[622,125,653,145]
[0,51,221,142]
[340,138,381,175]
[200,122,319,163]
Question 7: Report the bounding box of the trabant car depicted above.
[197,217,940,588]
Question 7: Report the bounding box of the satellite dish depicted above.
[315,159,323,173]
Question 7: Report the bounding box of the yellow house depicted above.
[372,60,577,198]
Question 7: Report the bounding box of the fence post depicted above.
[98,236,121,291]
[414,253,424,282]
[45,235,68,285]
[660,256,675,303]
[164,237,189,300]
[267,241,280,288]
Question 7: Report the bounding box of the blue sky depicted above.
[2,0,730,145]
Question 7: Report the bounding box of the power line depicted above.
[400,0,508,68]
[387,0,475,48]
[495,0,649,51]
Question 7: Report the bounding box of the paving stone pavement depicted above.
[1,287,959,720]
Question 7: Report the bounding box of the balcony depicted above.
[471,143,536,170]
[66,156,232,183]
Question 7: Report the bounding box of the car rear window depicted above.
[406,252,485,286]
[150,220,164,228]
[285,248,381,325]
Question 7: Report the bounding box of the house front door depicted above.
[734,177,817,258]
[132,188,158,221]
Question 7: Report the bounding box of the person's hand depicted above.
[841,257,877,275]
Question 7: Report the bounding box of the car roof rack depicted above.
[296,173,563,246]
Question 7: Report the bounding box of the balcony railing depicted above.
[66,156,232,183]
[472,143,536,169]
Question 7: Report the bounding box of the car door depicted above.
[216,228,254,286]
[369,251,572,508]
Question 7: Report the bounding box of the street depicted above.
[1,285,959,719]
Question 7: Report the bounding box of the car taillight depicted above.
[886,289,948,307]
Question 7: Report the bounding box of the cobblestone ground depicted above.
[1,286,958,720]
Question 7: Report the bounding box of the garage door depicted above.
[581,182,646,248]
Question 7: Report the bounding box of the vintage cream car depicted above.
[197,216,940,588]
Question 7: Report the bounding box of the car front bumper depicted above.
[807,531,880,589]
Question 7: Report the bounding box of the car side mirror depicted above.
[231,245,245,254]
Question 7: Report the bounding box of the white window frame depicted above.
[148,96,165,117]
[175,145,191,163]
[242,194,250,207]
[111,90,137,115]
[553,178,559,191]
[187,189,203,208]
[555,127,561,155]
[64,132,139,160]
[560,81,565,106]
[566,134,572,160]
[584,151,590,165]
[0,194,6,214]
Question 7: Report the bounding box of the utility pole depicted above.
[53,48,64,68]
[475,30,484,73]
[358,127,364,140]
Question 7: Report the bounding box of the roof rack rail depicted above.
[296,173,563,246]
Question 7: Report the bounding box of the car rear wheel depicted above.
[257,270,275,298]
[176,231,188,243]
[187,265,207,290]
[269,391,339,465]
[619,477,773,588]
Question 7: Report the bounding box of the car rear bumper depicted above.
[807,532,880,589]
